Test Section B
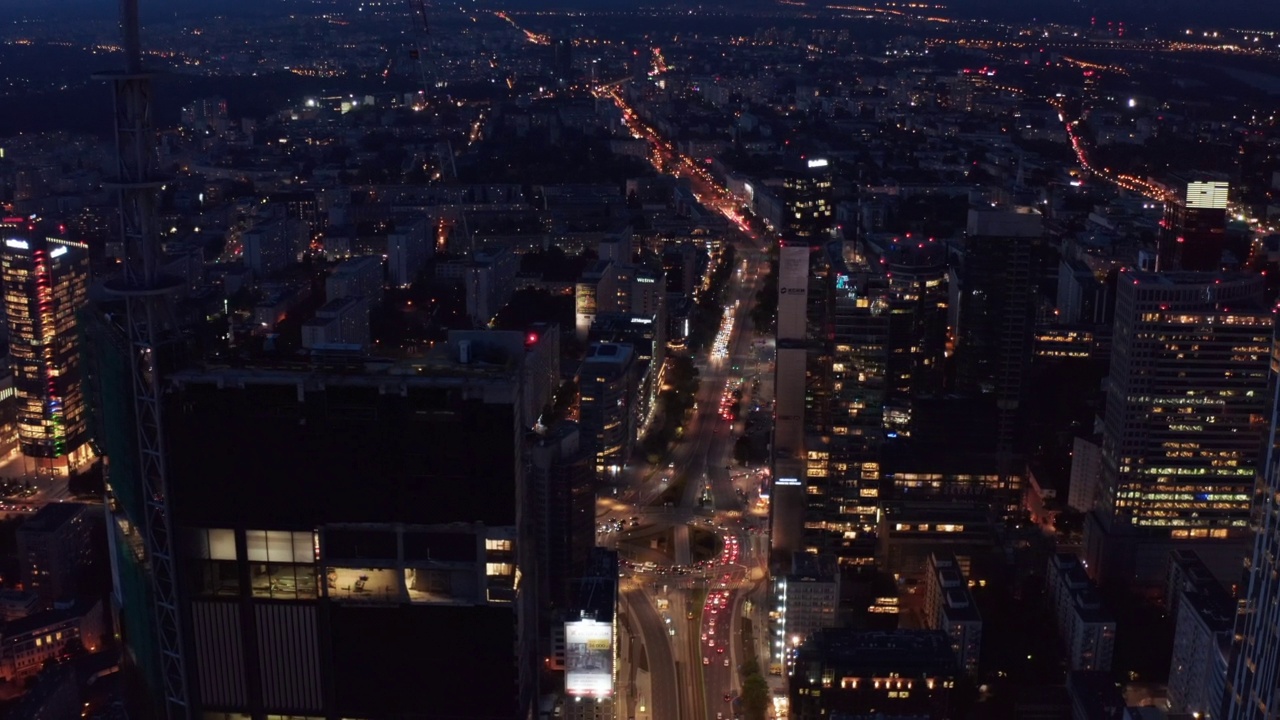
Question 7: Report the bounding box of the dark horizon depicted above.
[0,0,1279,29]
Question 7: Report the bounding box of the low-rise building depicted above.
[924,553,982,675]
[790,629,957,720]
[0,598,106,681]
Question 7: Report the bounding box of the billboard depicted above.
[1186,181,1228,210]
[777,245,810,340]
[565,619,613,696]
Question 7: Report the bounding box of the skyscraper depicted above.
[1223,338,1280,720]
[781,157,835,248]
[84,332,546,719]
[771,244,815,562]
[578,342,639,475]
[1085,272,1271,589]
[772,156,855,568]
[952,207,1040,512]
[1159,180,1231,272]
[812,244,889,563]
[0,219,90,462]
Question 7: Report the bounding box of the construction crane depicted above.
[407,0,432,105]
[95,0,190,717]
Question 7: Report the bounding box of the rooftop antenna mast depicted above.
[96,0,190,717]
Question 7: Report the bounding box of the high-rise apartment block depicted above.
[578,342,638,475]
[17,502,100,603]
[387,216,433,288]
[300,296,370,352]
[465,245,520,326]
[0,219,90,461]
[1047,554,1116,672]
[325,255,383,305]
[529,422,595,610]
[772,553,839,670]
[1167,550,1233,719]
[1085,272,1270,588]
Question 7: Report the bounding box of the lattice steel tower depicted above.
[96,0,190,716]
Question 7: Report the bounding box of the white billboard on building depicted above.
[777,245,810,341]
[1186,181,1229,209]
[565,619,613,696]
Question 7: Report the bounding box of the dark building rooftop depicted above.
[796,629,956,676]
[19,502,88,534]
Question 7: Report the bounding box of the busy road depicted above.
[597,176,773,720]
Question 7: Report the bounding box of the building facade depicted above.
[1047,554,1116,672]
[789,630,956,720]
[951,207,1040,513]
[578,342,638,475]
[772,553,839,670]
[0,219,90,461]
[1086,272,1270,589]
[924,553,982,676]
[84,330,544,719]
[1223,334,1280,720]
[17,502,99,604]
[1167,551,1233,719]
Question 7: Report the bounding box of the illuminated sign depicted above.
[776,477,802,486]
[806,158,829,169]
[630,317,653,324]
[565,619,614,696]
[49,246,67,259]
[636,277,656,283]
[4,239,28,250]
[1186,181,1228,210]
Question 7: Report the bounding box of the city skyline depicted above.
[1,0,1280,717]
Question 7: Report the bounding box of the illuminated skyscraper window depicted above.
[0,218,90,460]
